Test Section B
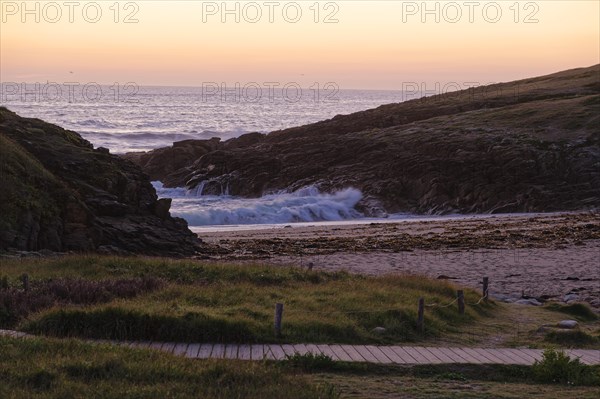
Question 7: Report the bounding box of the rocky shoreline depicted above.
[125,65,600,216]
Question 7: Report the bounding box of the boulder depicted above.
[557,320,579,329]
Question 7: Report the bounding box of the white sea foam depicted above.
[153,182,363,226]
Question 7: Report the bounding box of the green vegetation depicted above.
[1,255,492,344]
[313,363,600,398]
[532,349,600,386]
[284,352,338,372]
[545,330,600,347]
[545,303,599,322]
[0,337,338,399]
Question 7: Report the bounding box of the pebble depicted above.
[564,293,580,303]
[557,320,578,329]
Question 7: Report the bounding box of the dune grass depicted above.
[0,255,493,344]
[0,336,338,399]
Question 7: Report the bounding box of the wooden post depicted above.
[274,303,284,338]
[417,297,425,333]
[21,274,29,292]
[482,277,489,302]
[457,290,465,314]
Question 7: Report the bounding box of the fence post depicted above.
[417,297,424,333]
[274,303,284,338]
[482,277,489,302]
[21,274,29,292]
[457,290,465,314]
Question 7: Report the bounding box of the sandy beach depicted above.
[197,212,600,308]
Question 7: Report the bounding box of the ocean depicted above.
[2,84,405,227]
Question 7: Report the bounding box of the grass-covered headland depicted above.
[0,255,493,344]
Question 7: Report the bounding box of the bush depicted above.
[532,349,600,386]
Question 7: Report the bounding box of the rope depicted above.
[466,295,487,306]
[425,297,458,308]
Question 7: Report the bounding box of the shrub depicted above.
[532,349,600,386]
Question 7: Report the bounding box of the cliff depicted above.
[0,108,201,256]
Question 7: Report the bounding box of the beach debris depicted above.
[557,320,579,329]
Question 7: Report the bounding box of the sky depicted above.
[1,0,599,89]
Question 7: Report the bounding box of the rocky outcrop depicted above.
[125,65,600,215]
[0,108,201,256]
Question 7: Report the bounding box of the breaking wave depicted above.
[153,182,363,226]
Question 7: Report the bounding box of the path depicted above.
[2,330,599,365]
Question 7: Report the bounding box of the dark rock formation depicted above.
[125,65,600,215]
[0,108,201,256]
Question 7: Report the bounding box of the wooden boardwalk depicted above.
[2,330,599,365]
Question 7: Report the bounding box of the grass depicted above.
[545,303,599,322]
[0,255,492,344]
[0,336,338,399]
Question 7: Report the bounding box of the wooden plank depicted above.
[435,347,468,364]
[485,349,520,364]
[395,346,428,364]
[280,344,297,357]
[409,347,444,364]
[338,345,366,362]
[162,343,177,354]
[224,344,239,359]
[495,348,534,366]
[237,345,252,360]
[185,343,201,358]
[518,349,543,362]
[173,343,189,357]
[459,348,497,364]
[568,350,597,365]
[508,349,538,364]
[329,345,354,362]
[316,345,340,361]
[266,345,286,360]
[447,348,484,364]
[304,344,324,356]
[197,344,214,359]
[149,342,164,351]
[389,346,418,364]
[251,345,265,361]
[292,344,309,356]
[364,346,393,364]
[470,348,505,364]
[211,344,226,359]
[423,348,455,364]
[377,346,408,364]
[352,346,380,363]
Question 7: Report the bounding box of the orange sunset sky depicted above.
[1,0,599,89]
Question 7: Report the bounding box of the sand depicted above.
[196,212,600,308]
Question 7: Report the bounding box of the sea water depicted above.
[2,84,405,226]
